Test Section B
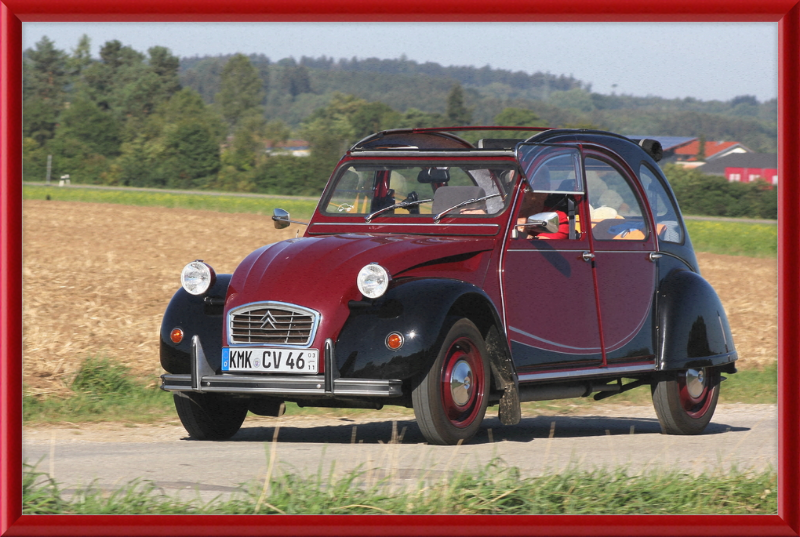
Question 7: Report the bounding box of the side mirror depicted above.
[272,208,291,229]
[272,208,309,230]
[525,212,560,234]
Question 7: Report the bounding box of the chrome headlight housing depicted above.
[357,263,390,299]
[181,261,216,296]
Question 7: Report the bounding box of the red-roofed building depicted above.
[673,140,752,167]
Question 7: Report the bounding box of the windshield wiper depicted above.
[433,194,501,223]
[365,197,433,222]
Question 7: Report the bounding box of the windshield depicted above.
[322,161,517,218]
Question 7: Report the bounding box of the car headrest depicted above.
[432,186,487,214]
[417,168,450,183]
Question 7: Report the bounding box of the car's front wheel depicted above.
[412,318,489,445]
[173,392,249,440]
[651,367,720,435]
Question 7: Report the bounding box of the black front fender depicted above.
[657,269,737,371]
[335,278,511,385]
[160,275,231,374]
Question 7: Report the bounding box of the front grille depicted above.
[229,303,318,346]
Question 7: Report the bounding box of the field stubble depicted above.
[22,200,777,396]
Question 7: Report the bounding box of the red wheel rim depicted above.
[677,368,716,418]
[440,337,485,428]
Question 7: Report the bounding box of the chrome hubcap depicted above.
[450,359,473,406]
[685,368,705,399]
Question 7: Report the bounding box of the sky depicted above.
[22,22,778,103]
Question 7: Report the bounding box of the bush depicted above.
[663,164,777,219]
[70,356,138,398]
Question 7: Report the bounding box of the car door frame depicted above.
[502,144,605,375]
[581,145,660,369]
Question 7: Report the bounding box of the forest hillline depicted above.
[22,36,777,218]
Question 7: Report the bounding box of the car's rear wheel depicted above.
[173,392,249,440]
[651,367,719,435]
[412,318,489,445]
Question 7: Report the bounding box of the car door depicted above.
[503,145,603,373]
[584,151,658,366]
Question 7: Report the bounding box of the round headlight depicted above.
[357,263,390,299]
[181,261,216,295]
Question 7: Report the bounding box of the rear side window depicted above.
[639,165,683,244]
[585,157,648,241]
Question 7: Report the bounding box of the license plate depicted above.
[222,347,318,373]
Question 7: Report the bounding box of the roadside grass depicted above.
[22,459,777,515]
[685,220,777,258]
[23,357,777,426]
[23,185,777,258]
[22,184,319,220]
[23,356,174,425]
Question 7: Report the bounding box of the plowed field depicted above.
[21,200,778,396]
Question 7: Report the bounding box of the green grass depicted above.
[23,184,320,220]
[685,220,777,258]
[22,459,777,515]
[23,356,174,425]
[23,357,776,426]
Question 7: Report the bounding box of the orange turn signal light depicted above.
[170,328,184,344]
[385,332,404,350]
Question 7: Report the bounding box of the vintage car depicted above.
[160,127,737,445]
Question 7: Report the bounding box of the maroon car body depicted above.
[160,127,737,445]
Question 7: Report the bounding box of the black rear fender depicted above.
[657,269,737,371]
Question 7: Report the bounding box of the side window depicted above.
[639,165,683,244]
[585,157,648,241]
[515,153,581,241]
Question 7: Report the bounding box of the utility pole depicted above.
[46,154,52,184]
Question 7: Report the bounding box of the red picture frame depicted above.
[1,1,798,535]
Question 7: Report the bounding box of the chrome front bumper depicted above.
[160,336,402,398]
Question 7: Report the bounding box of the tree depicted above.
[23,97,60,145]
[66,34,93,84]
[350,101,401,138]
[223,114,266,171]
[264,119,292,148]
[146,46,182,102]
[695,133,707,161]
[446,83,472,125]
[549,88,595,113]
[216,54,265,128]
[83,40,146,112]
[730,95,758,107]
[396,108,445,129]
[493,107,546,127]
[162,120,221,188]
[55,93,122,157]
[25,36,68,103]
[279,64,312,98]
[98,40,144,72]
[118,88,225,188]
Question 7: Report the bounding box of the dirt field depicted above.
[21,200,778,397]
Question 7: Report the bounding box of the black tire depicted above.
[652,367,720,435]
[173,392,249,440]
[412,318,490,445]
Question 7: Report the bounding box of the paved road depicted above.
[23,404,777,502]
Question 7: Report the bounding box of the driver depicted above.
[515,167,569,240]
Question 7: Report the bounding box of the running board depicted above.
[518,363,655,383]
